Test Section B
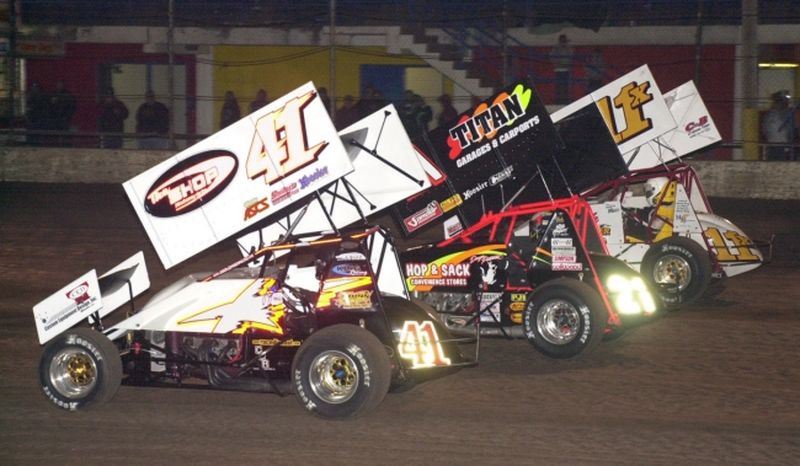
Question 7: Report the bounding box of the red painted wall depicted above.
[26,43,196,137]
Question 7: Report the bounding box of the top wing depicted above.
[551,64,677,170]
[236,104,430,254]
[123,82,353,269]
[627,80,722,169]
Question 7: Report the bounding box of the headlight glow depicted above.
[606,274,658,315]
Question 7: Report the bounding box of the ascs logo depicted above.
[145,150,238,217]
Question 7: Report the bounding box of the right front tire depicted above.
[39,328,122,411]
[641,236,712,308]
[523,278,607,359]
[292,324,391,419]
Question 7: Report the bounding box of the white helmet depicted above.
[644,177,669,206]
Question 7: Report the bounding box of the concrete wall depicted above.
[1,147,799,200]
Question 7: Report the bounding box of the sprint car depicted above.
[402,196,659,359]
[35,226,471,419]
[586,162,768,306]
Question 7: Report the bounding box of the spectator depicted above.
[355,85,386,119]
[48,80,77,146]
[25,82,47,145]
[97,87,129,149]
[335,95,360,130]
[761,90,795,161]
[400,91,432,138]
[220,91,241,129]
[549,33,574,105]
[249,89,269,114]
[436,93,458,128]
[317,87,331,115]
[136,89,170,150]
[412,93,433,134]
[585,47,605,92]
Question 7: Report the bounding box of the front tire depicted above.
[641,237,712,308]
[292,324,390,419]
[523,278,607,359]
[39,328,122,411]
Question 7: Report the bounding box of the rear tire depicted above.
[39,328,122,411]
[523,278,607,359]
[641,237,712,308]
[292,324,390,419]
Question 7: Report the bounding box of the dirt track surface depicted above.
[1,183,799,465]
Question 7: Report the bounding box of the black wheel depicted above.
[523,278,607,359]
[641,237,712,308]
[39,328,122,411]
[292,324,391,419]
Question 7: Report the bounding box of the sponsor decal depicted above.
[298,166,329,189]
[478,292,503,322]
[397,321,452,368]
[334,290,373,309]
[444,216,463,239]
[552,223,569,237]
[551,238,573,248]
[462,181,489,201]
[145,150,238,217]
[405,245,506,292]
[552,262,583,271]
[335,252,367,261]
[600,224,612,236]
[440,193,463,213]
[509,302,526,312]
[685,115,710,137]
[271,182,299,205]
[252,338,302,347]
[404,201,443,233]
[243,196,270,221]
[246,90,329,186]
[331,264,368,277]
[66,282,90,304]
[447,85,532,158]
[489,166,514,186]
[43,286,100,332]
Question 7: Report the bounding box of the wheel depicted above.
[39,328,122,411]
[523,278,607,359]
[641,237,712,308]
[292,324,391,419]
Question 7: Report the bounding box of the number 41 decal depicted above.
[397,321,452,368]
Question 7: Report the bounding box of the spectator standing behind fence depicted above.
[761,90,795,161]
[25,82,47,145]
[317,87,331,115]
[49,80,77,146]
[437,93,458,128]
[585,47,605,93]
[549,34,574,105]
[335,95,359,130]
[97,87,129,149]
[220,91,241,129]
[136,89,169,150]
[249,89,269,114]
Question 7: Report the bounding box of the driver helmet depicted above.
[644,177,669,206]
